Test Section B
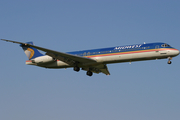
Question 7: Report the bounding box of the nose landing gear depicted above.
[168,57,172,64]
[168,60,172,64]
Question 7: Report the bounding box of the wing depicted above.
[1,39,96,63]
[1,39,110,75]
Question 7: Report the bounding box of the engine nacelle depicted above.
[31,55,54,64]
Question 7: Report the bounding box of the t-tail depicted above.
[20,42,44,60]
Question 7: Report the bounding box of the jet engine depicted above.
[31,55,55,64]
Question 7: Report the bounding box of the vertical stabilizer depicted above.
[20,42,44,60]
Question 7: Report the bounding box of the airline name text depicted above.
[114,44,142,50]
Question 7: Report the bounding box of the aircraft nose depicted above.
[169,49,180,56]
[174,49,180,56]
[177,50,180,55]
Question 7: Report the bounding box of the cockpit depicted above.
[161,44,171,47]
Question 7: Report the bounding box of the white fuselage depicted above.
[26,48,179,68]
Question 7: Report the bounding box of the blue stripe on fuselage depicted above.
[67,42,173,57]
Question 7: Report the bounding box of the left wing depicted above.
[1,39,110,75]
[1,39,96,64]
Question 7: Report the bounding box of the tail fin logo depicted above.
[27,48,34,59]
[20,42,44,59]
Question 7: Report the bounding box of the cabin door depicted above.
[155,45,159,52]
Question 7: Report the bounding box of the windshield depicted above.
[161,44,171,47]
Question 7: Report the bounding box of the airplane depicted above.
[1,39,179,76]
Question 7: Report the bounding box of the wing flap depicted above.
[82,64,110,75]
[99,65,110,75]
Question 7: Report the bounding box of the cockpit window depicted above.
[161,44,171,47]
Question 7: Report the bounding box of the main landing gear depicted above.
[168,57,172,64]
[73,66,93,76]
[74,66,80,72]
[86,71,93,76]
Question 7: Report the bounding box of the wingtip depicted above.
[1,39,10,42]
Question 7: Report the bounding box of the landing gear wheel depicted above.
[74,66,80,72]
[86,71,93,76]
[168,60,172,64]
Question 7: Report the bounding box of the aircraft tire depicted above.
[168,61,172,64]
[87,71,93,76]
[74,66,80,72]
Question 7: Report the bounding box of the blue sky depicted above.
[0,0,180,120]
